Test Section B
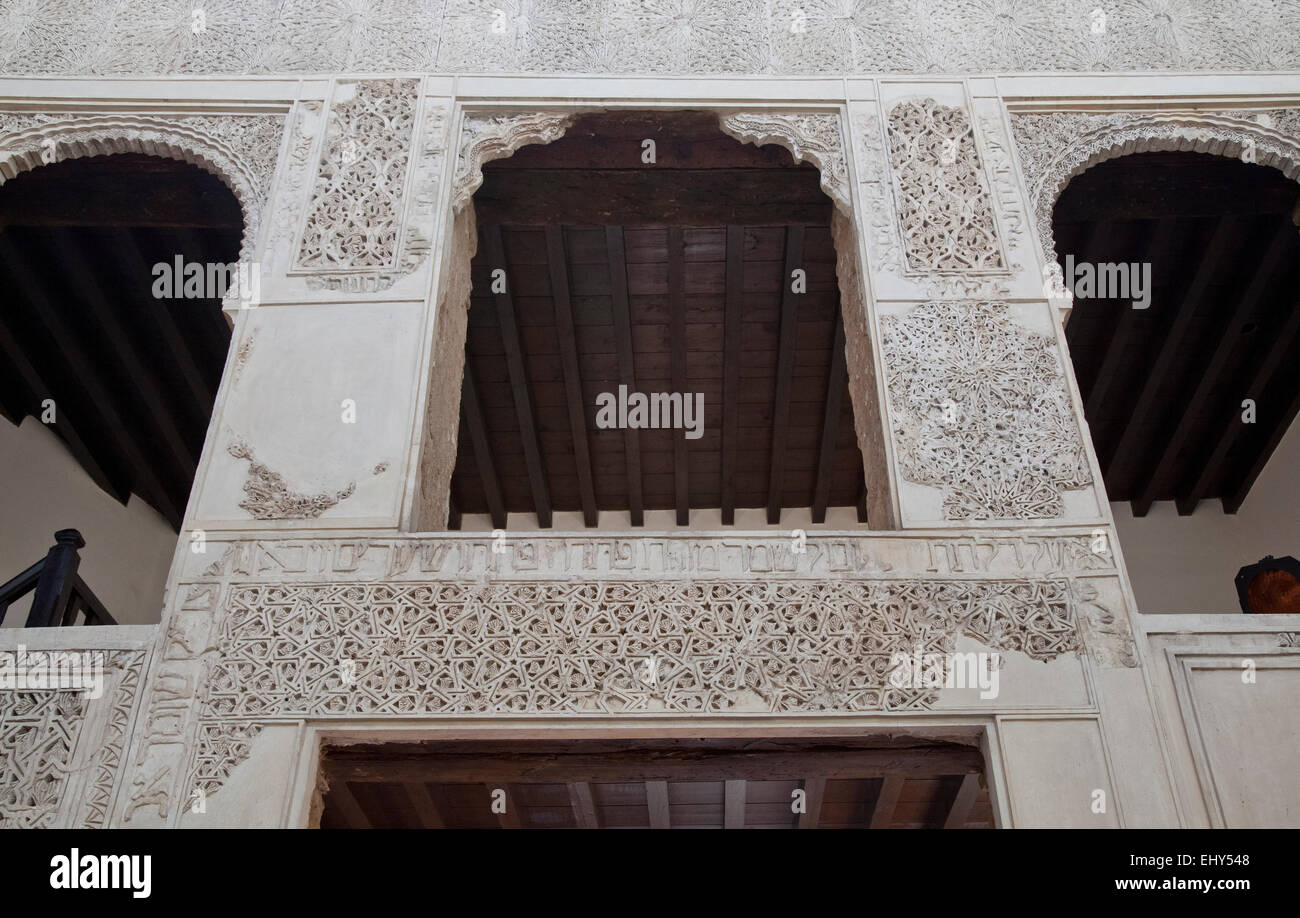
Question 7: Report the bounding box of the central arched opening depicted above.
[437,110,878,531]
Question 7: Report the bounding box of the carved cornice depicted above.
[0,112,285,268]
[717,111,850,211]
[1010,108,1300,283]
[451,111,577,212]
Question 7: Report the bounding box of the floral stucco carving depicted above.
[1,1,1296,75]
[452,110,577,212]
[718,111,850,211]
[880,301,1093,521]
[1009,108,1300,286]
[0,112,285,266]
[226,439,359,520]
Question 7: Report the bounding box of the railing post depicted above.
[26,529,84,627]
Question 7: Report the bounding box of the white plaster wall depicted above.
[1112,418,1300,614]
[0,417,174,627]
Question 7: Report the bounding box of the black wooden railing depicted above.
[0,529,116,627]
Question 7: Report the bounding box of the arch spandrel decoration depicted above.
[0,112,286,273]
[1009,108,1300,292]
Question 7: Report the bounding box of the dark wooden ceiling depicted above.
[318,738,993,829]
[1055,151,1300,516]
[0,154,240,530]
[451,112,867,529]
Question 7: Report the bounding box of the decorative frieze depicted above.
[2,1,1295,75]
[880,301,1093,521]
[718,111,850,210]
[452,110,577,212]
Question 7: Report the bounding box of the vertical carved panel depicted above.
[294,78,420,271]
[886,99,1005,274]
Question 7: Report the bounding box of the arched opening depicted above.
[433,110,880,531]
[0,152,243,626]
[1053,149,1300,611]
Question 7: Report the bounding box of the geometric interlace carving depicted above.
[0,692,86,828]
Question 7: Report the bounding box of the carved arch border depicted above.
[1012,109,1300,281]
[0,112,285,274]
[411,105,898,530]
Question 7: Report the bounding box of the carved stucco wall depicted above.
[0,1,1296,75]
[115,530,1138,822]
[0,649,148,828]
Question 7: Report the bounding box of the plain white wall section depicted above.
[1113,417,1300,614]
[0,416,175,626]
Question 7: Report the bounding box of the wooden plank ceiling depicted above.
[1055,150,1300,516]
[318,738,993,829]
[0,153,239,530]
[450,112,867,529]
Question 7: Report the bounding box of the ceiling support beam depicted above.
[116,228,215,410]
[724,779,746,829]
[1149,220,1295,515]
[720,225,744,525]
[1084,221,1175,426]
[51,228,197,487]
[547,225,598,527]
[0,233,182,527]
[766,225,805,525]
[330,780,372,829]
[812,315,847,524]
[943,774,980,829]
[485,225,552,528]
[331,745,984,784]
[568,782,600,829]
[1183,288,1300,514]
[460,369,507,530]
[869,776,903,829]
[606,226,643,526]
[668,226,690,526]
[1112,219,1239,511]
[402,782,445,829]
[646,780,671,829]
[798,777,826,829]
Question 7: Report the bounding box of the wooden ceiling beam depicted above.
[1156,219,1296,515]
[329,780,372,829]
[720,225,744,525]
[1183,286,1300,513]
[459,369,508,530]
[115,227,215,410]
[0,302,125,502]
[329,745,985,784]
[473,169,830,226]
[568,782,600,829]
[811,315,847,524]
[1111,218,1239,512]
[798,777,826,830]
[0,232,182,528]
[402,781,445,829]
[766,225,805,525]
[724,779,746,829]
[485,225,552,528]
[51,227,197,487]
[943,773,980,829]
[606,226,644,526]
[668,226,690,526]
[546,225,598,527]
[869,775,903,829]
[646,780,671,829]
